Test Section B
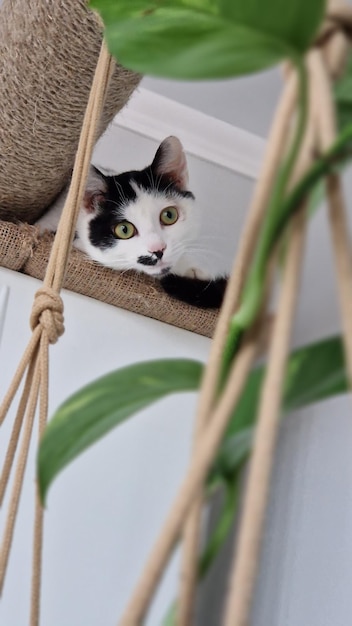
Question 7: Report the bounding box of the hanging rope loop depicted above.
[314,2,352,79]
[328,5,352,34]
[30,288,64,344]
[317,11,352,44]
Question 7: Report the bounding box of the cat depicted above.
[36,136,227,308]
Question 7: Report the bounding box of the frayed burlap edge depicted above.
[0,220,218,338]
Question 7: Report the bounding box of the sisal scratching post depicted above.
[0,0,141,223]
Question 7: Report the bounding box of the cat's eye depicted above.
[114,221,136,239]
[160,206,179,226]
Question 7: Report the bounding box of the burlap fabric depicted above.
[0,221,218,337]
[0,0,141,223]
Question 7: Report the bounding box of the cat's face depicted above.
[76,137,198,277]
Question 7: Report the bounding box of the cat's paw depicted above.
[160,274,228,309]
[179,267,211,280]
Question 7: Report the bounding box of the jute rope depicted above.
[117,4,352,625]
[223,20,352,626]
[223,207,307,625]
[118,327,260,625]
[177,72,298,626]
[177,44,309,626]
[117,66,309,626]
[0,39,113,625]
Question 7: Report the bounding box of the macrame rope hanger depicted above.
[116,2,352,625]
[0,37,114,626]
[224,38,352,626]
[0,2,352,626]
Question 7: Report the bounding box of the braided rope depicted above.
[0,39,113,626]
[177,72,298,626]
[223,8,352,626]
[118,4,352,626]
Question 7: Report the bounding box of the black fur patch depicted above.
[160,275,227,309]
[137,255,158,266]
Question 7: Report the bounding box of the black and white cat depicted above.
[37,136,227,308]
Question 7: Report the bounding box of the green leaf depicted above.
[212,335,349,478]
[91,0,325,79]
[38,336,348,505]
[161,334,346,626]
[37,359,202,504]
[220,0,326,53]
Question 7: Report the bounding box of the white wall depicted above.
[0,268,209,626]
[142,67,281,138]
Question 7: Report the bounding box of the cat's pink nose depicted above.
[148,244,166,259]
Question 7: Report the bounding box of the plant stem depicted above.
[222,60,309,374]
[161,475,241,626]
[199,475,241,577]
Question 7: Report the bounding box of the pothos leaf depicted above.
[38,335,348,504]
[212,334,348,479]
[90,0,325,79]
[220,0,325,53]
[37,359,202,504]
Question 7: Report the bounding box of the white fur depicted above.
[75,183,199,277]
[36,177,200,278]
[36,136,210,279]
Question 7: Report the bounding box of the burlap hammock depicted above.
[1,1,352,626]
[0,0,218,339]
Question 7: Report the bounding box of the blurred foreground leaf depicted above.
[38,359,202,504]
[38,335,348,505]
[214,334,348,478]
[91,0,325,79]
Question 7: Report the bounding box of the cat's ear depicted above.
[83,166,107,213]
[151,136,189,190]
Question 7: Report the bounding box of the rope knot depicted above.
[314,3,352,80]
[30,288,64,344]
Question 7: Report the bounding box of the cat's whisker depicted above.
[154,173,161,193]
[146,169,156,192]
[116,266,135,276]
[106,198,124,211]
[113,178,128,205]
[156,174,167,194]
[163,180,176,195]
